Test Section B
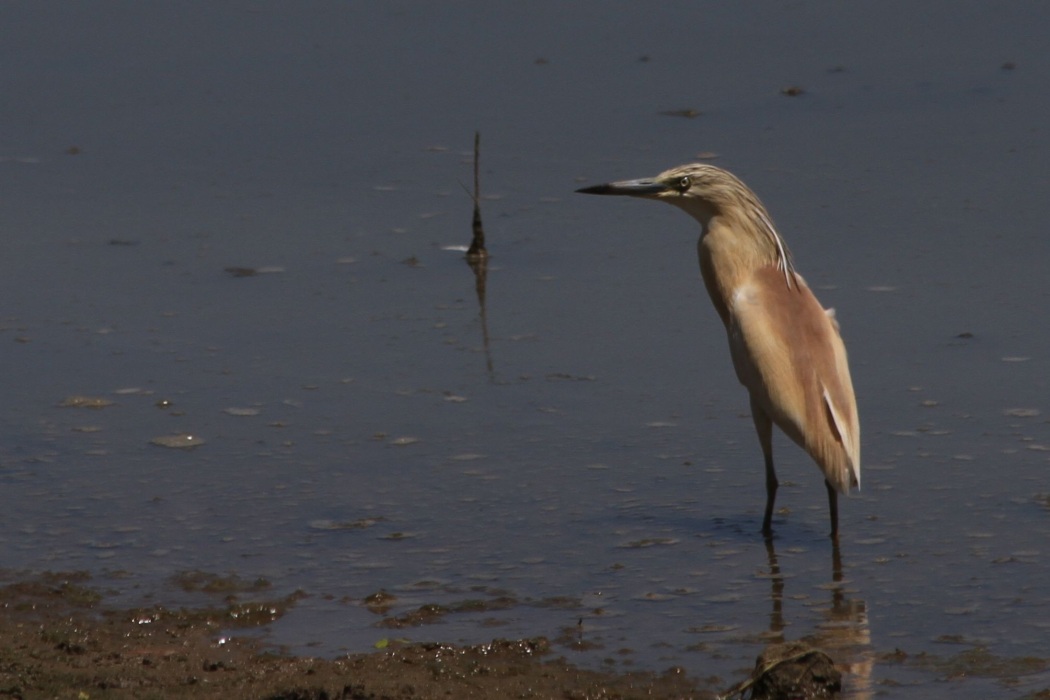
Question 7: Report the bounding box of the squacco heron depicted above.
[577,163,859,539]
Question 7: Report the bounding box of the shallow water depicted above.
[2,3,1050,697]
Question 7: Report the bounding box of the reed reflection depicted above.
[464,131,494,379]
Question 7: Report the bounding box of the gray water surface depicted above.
[2,3,1049,697]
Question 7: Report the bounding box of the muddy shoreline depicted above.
[0,571,725,699]
[0,571,867,699]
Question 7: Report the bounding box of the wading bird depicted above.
[577,164,859,539]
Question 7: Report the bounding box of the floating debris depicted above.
[224,407,261,417]
[1004,407,1040,417]
[389,436,419,446]
[545,373,596,382]
[659,108,703,118]
[224,267,258,277]
[59,395,114,409]
[780,85,805,96]
[618,537,679,549]
[223,266,285,278]
[381,532,415,541]
[637,592,676,602]
[450,453,486,461]
[149,433,205,449]
[309,517,384,531]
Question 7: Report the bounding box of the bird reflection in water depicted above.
[760,538,875,699]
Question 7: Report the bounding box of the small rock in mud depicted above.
[173,570,272,594]
[364,589,398,614]
[378,603,450,628]
[723,641,841,700]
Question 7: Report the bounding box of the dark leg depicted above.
[825,479,839,542]
[751,398,777,536]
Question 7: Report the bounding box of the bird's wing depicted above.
[820,304,861,489]
[821,383,860,490]
[729,268,860,491]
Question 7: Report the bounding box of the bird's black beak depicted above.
[576,178,669,197]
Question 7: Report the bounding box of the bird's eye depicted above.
[676,176,691,193]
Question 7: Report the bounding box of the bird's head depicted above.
[576,163,760,226]
[576,162,795,284]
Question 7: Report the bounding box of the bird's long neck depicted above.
[696,213,784,327]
